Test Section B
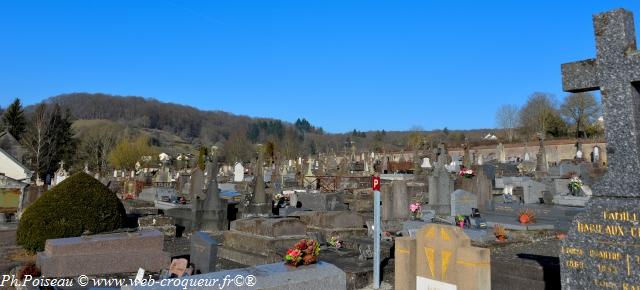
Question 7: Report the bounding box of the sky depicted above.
[1,1,639,133]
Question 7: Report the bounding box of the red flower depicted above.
[294,240,308,250]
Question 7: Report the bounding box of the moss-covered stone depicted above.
[17,172,127,252]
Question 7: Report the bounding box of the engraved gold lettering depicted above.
[594,279,618,289]
[566,260,585,269]
[562,247,584,256]
[603,211,638,222]
[596,264,619,274]
[577,222,602,234]
[590,250,623,260]
[623,283,640,290]
[605,225,625,236]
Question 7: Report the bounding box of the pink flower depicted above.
[409,202,421,213]
[287,249,301,258]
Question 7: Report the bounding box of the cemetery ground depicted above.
[4,6,640,290]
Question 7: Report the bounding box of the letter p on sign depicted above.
[372,176,381,191]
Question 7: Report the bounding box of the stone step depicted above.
[217,246,280,266]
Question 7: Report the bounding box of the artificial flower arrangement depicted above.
[455,214,465,228]
[409,202,422,220]
[328,236,343,249]
[459,167,475,178]
[494,224,507,242]
[284,239,320,266]
[518,209,536,224]
[568,177,583,194]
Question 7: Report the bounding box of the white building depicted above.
[0,147,32,182]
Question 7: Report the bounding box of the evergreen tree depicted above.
[197,146,208,170]
[45,104,76,175]
[2,98,27,141]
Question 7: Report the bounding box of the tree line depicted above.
[495,92,602,142]
[2,92,598,182]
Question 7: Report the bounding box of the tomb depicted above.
[218,217,308,266]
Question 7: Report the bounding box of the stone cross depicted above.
[562,8,640,196]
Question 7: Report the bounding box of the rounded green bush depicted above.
[17,172,127,252]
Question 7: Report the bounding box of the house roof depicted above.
[0,146,32,179]
[0,173,29,187]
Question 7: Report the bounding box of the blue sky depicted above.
[1,1,639,133]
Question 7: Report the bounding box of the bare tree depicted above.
[495,104,519,142]
[560,92,600,138]
[22,104,50,180]
[519,92,561,139]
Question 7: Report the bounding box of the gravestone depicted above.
[381,183,394,221]
[296,191,347,211]
[421,157,432,168]
[199,151,226,231]
[233,162,245,182]
[395,224,490,290]
[191,231,218,274]
[243,146,271,217]
[560,8,640,289]
[497,143,506,163]
[450,189,477,217]
[458,165,492,212]
[190,168,205,230]
[53,161,68,187]
[189,168,205,200]
[392,180,410,220]
[292,211,367,242]
[535,135,548,174]
[428,159,454,216]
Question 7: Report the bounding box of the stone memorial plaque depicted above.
[169,258,188,277]
[561,201,640,289]
[417,276,457,290]
[135,268,145,282]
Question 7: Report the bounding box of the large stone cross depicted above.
[562,9,640,197]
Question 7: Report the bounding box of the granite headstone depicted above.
[560,8,640,289]
[190,231,218,274]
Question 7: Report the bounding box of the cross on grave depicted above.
[561,8,640,197]
[560,9,640,290]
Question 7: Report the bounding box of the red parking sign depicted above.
[372,176,381,191]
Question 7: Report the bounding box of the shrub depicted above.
[17,172,127,252]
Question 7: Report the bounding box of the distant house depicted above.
[0,130,26,163]
[0,147,32,182]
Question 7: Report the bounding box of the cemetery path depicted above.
[0,229,19,275]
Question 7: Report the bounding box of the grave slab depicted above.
[122,261,346,290]
[36,229,170,277]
